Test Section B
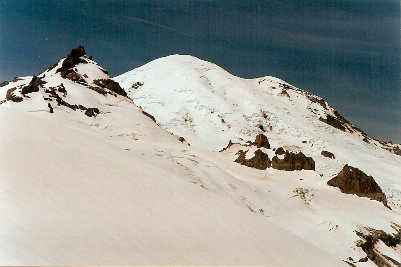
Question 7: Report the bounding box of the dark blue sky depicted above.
[1,0,400,142]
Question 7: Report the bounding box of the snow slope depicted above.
[0,49,400,266]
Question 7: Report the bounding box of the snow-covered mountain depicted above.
[1,46,400,266]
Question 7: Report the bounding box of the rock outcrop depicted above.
[93,79,127,96]
[6,88,23,102]
[319,114,346,132]
[56,45,88,78]
[272,151,315,171]
[253,134,270,149]
[356,227,401,266]
[327,165,388,206]
[44,85,100,117]
[84,108,100,117]
[235,149,271,170]
[321,150,335,159]
[275,147,285,155]
[0,77,22,87]
[21,75,46,95]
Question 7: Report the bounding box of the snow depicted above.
[375,240,401,264]
[115,54,401,208]
[0,76,33,100]
[0,53,400,265]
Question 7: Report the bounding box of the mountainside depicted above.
[115,55,401,208]
[1,47,400,266]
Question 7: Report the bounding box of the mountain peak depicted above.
[33,45,110,88]
[57,45,86,75]
[55,45,103,81]
[69,45,86,57]
[0,46,127,114]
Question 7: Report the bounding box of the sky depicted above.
[0,0,400,142]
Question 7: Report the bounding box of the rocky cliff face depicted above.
[327,165,388,207]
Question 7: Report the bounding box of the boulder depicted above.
[21,75,46,95]
[235,149,271,170]
[272,151,315,171]
[321,150,335,159]
[327,165,387,206]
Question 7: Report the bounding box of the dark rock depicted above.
[278,82,295,90]
[65,71,86,83]
[6,87,23,102]
[57,83,67,96]
[280,89,290,97]
[43,86,100,117]
[321,150,335,159]
[0,81,9,87]
[272,151,315,171]
[100,68,109,75]
[235,149,271,170]
[48,103,54,113]
[319,111,369,139]
[219,140,235,152]
[307,94,327,109]
[261,111,268,119]
[77,105,87,110]
[93,79,127,97]
[131,81,144,89]
[377,140,401,156]
[392,146,401,156]
[320,115,346,131]
[142,110,157,123]
[85,108,100,117]
[56,45,87,78]
[356,228,401,266]
[275,147,285,155]
[358,257,368,262]
[0,77,22,87]
[21,75,46,95]
[45,87,78,110]
[177,136,190,146]
[88,85,108,95]
[253,134,270,149]
[327,165,388,206]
